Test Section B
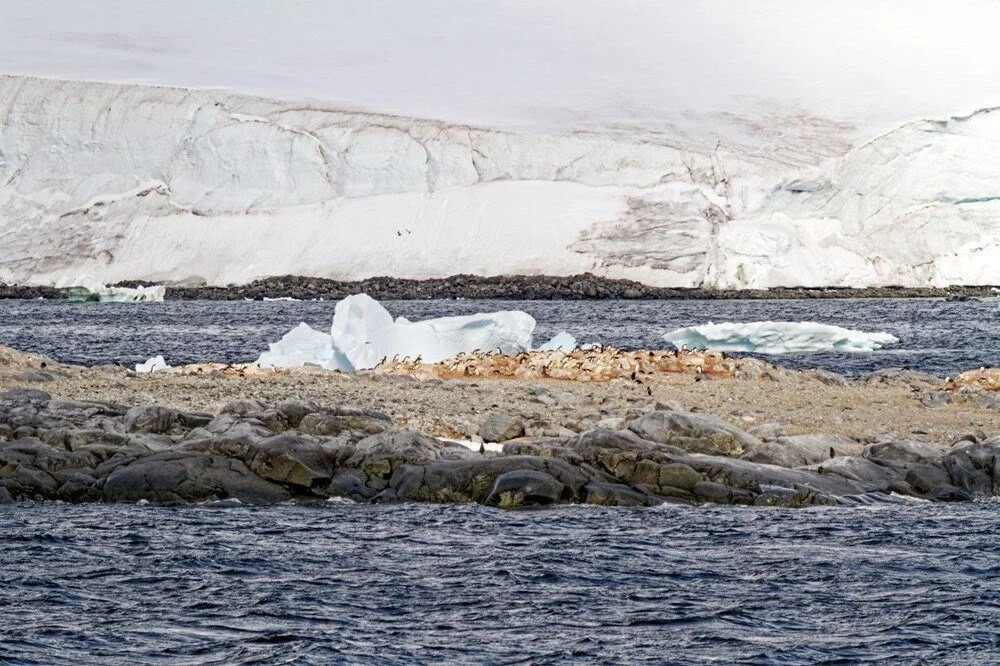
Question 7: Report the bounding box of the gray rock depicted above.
[942,453,992,497]
[123,405,179,434]
[0,486,13,504]
[583,482,656,507]
[904,464,952,493]
[807,369,850,387]
[748,421,785,441]
[857,369,942,390]
[298,408,392,437]
[812,456,909,493]
[480,413,526,443]
[276,399,321,428]
[743,434,862,468]
[693,480,753,504]
[864,440,942,465]
[485,470,563,507]
[101,451,290,504]
[0,389,51,405]
[628,411,759,457]
[184,433,337,491]
[925,485,974,502]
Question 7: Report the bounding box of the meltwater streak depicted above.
[1,298,997,377]
[2,502,999,664]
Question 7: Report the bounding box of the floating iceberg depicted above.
[664,322,899,354]
[330,294,535,370]
[57,275,165,303]
[255,323,342,370]
[536,331,578,352]
[135,355,170,373]
[256,294,538,372]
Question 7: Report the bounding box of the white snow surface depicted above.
[256,295,536,372]
[56,275,165,302]
[664,322,900,354]
[135,355,170,373]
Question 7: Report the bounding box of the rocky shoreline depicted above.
[1,345,998,508]
[3,274,998,301]
[1,387,996,508]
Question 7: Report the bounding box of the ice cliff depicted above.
[0,76,997,288]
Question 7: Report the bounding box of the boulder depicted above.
[480,413,526,443]
[742,434,862,468]
[485,470,564,508]
[183,433,337,491]
[583,482,657,507]
[812,456,910,493]
[628,411,759,457]
[101,451,290,504]
[123,405,180,434]
[864,440,942,465]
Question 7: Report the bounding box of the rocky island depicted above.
[2,344,997,508]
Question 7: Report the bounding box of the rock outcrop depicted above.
[1,390,996,508]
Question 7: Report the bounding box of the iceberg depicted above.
[57,275,165,303]
[536,331,578,352]
[256,294,538,372]
[664,322,899,354]
[330,294,535,370]
[135,356,170,373]
[255,322,343,371]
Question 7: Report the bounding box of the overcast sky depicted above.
[4,0,1000,134]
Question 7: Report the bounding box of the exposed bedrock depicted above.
[1,388,996,508]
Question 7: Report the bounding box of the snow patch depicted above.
[664,322,899,354]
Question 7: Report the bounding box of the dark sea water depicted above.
[2,501,999,664]
[3,298,999,664]
[2,297,998,377]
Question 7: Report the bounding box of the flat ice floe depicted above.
[256,294,543,372]
[664,321,899,354]
[57,275,165,303]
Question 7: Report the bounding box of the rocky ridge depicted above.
[1,386,997,508]
[4,275,996,301]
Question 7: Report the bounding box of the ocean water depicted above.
[2,501,999,664]
[1,297,998,377]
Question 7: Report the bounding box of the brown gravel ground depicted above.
[3,364,996,447]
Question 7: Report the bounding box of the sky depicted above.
[4,0,1000,134]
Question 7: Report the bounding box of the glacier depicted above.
[56,275,165,303]
[0,75,998,288]
[256,295,536,372]
[664,322,900,354]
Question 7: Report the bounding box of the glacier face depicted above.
[0,75,997,288]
